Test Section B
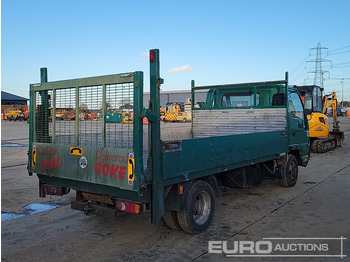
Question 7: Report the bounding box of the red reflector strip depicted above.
[116,200,140,214]
[150,51,155,63]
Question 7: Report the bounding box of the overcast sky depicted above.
[2,0,350,100]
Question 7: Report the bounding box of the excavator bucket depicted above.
[329,130,344,147]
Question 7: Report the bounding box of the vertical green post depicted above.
[28,84,34,175]
[191,80,195,138]
[39,68,50,143]
[285,71,291,148]
[149,49,163,224]
[253,86,257,107]
[133,71,144,185]
[75,87,79,145]
[41,67,48,83]
[52,90,56,143]
[102,84,107,147]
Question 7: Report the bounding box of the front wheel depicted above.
[279,155,298,187]
[177,180,215,234]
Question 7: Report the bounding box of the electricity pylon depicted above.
[306,42,332,88]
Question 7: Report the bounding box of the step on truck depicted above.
[28,49,310,234]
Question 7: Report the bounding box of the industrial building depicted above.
[1,91,28,106]
[143,90,207,108]
[1,91,29,119]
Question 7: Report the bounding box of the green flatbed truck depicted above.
[28,49,310,234]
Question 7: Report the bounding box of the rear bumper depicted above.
[71,200,118,219]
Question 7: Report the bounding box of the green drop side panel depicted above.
[29,72,144,193]
[162,131,287,182]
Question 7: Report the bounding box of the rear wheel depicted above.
[164,210,181,230]
[280,155,298,187]
[177,180,215,234]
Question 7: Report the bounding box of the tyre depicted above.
[316,140,324,153]
[177,180,215,234]
[279,155,298,187]
[311,140,318,153]
[164,210,181,230]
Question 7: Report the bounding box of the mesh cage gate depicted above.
[32,73,138,150]
[35,90,53,143]
[79,86,103,147]
[106,83,134,148]
[55,88,76,145]
[29,71,144,193]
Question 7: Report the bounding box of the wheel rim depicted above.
[288,160,297,183]
[192,191,211,225]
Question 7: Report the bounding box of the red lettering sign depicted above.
[109,165,119,178]
[40,156,62,171]
[94,162,102,173]
[102,163,109,176]
[38,147,57,155]
[119,166,126,179]
[95,150,128,163]
[94,162,126,180]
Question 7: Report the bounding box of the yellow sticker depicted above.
[32,146,37,166]
[128,153,135,182]
[70,147,83,156]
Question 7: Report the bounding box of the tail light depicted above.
[150,51,155,63]
[116,200,140,214]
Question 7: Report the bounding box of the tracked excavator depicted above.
[295,85,344,153]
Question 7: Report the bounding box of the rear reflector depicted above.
[116,200,140,214]
[150,51,155,63]
[178,185,184,195]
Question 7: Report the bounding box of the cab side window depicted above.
[288,93,304,120]
[221,93,259,107]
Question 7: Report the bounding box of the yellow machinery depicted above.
[5,109,24,121]
[164,103,182,122]
[164,100,192,122]
[296,85,344,153]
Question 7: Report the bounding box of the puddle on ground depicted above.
[1,143,28,147]
[1,203,65,222]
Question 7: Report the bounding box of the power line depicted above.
[324,78,350,104]
[289,54,313,84]
[327,50,350,56]
[328,78,350,80]
[332,62,350,66]
[328,45,350,53]
[333,66,350,68]
[332,62,350,69]
[290,55,311,75]
[321,33,350,43]
[290,68,307,83]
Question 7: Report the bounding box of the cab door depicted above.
[288,92,310,166]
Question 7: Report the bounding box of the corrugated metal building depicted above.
[143,90,208,108]
[1,91,28,105]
